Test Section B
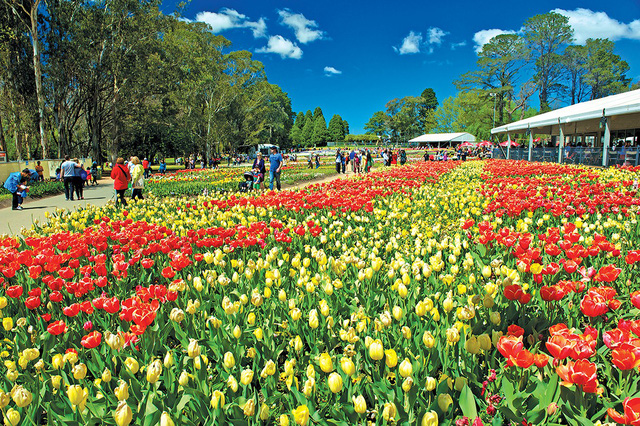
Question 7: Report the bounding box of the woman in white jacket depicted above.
[130,156,145,201]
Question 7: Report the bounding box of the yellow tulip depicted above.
[243,399,256,417]
[384,349,398,368]
[421,410,439,426]
[124,357,139,374]
[437,393,453,412]
[423,331,435,348]
[425,376,437,391]
[187,339,201,358]
[382,402,397,421]
[114,381,129,401]
[4,408,20,426]
[51,375,62,389]
[114,400,133,426]
[319,353,333,373]
[211,390,225,409]
[11,385,32,408]
[146,359,163,384]
[352,395,366,414]
[340,357,355,376]
[398,358,413,378]
[223,352,236,369]
[2,317,13,331]
[240,368,254,385]
[160,412,175,426]
[73,363,87,380]
[369,339,384,361]
[280,414,290,425]
[292,404,310,426]
[327,372,343,393]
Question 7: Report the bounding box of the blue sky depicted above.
[164,1,640,134]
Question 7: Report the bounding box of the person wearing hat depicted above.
[251,152,266,190]
[3,168,31,210]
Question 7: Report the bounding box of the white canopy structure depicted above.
[492,89,640,135]
[409,132,475,146]
[491,89,640,165]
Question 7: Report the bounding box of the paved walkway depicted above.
[0,180,116,236]
[0,171,356,236]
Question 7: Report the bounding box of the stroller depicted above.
[238,172,254,192]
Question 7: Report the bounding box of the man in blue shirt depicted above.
[349,149,356,173]
[60,155,80,200]
[4,168,31,210]
[268,146,283,191]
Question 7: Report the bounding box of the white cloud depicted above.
[278,9,325,43]
[472,29,517,53]
[552,8,640,44]
[195,8,267,38]
[395,31,423,54]
[256,35,303,59]
[451,41,467,50]
[427,27,448,45]
[324,66,342,76]
[394,27,449,55]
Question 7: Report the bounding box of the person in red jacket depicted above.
[142,157,150,178]
[110,157,131,207]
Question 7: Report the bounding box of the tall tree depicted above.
[563,45,588,105]
[455,34,528,126]
[522,12,573,111]
[301,111,314,146]
[289,112,304,146]
[583,38,630,100]
[5,0,49,157]
[328,114,346,142]
[311,109,329,145]
[364,111,389,137]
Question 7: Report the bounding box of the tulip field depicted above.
[3,159,640,425]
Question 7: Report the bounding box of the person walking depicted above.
[159,160,167,174]
[111,157,131,207]
[335,150,342,174]
[365,151,373,173]
[130,156,145,201]
[4,168,31,210]
[142,158,150,178]
[60,155,79,200]
[90,161,99,185]
[268,146,283,191]
[73,159,86,200]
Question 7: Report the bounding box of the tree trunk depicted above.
[14,127,21,161]
[109,75,119,164]
[29,0,48,158]
[0,113,5,152]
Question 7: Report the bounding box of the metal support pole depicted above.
[558,124,564,164]
[507,133,511,159]
[602,118,610,167]
[528,130,533,162]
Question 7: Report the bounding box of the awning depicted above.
[491,89,640,135]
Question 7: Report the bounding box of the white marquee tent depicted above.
[491,88,640,165]
[408,132,476,146]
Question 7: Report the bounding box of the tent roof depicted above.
[409,132,476,143]
[491,89,640,135]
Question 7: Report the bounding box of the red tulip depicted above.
[24,296,41,310]
[612,343,640,370]
[556,359,600,393]
[608,397,640,425]
[6,285,23,298]
[504,284,523,301]
[513,349,534,368]
[47,320,67,335]
[507,325,524,337]
[81,331,102,349]
[631,291,640,310]
[533,353,549,368]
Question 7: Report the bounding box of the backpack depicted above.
[80,170,88,181]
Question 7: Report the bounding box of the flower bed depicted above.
[1,160,640,425]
